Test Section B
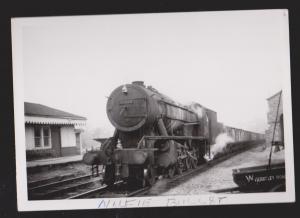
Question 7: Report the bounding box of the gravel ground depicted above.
[27,162,103,182]
[161,144,285,195]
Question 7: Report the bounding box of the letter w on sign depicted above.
[245,175,254,182]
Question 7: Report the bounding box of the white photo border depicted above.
[11,9,295,211]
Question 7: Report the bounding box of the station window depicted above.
[75,133,80,147]
[34,126,52,149]
[34,127,41,147]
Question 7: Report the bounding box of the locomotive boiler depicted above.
[89,81,218,187]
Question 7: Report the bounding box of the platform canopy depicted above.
[24,102,87,128]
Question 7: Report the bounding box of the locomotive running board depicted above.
[137,135,207,148]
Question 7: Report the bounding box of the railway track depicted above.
[28,173,103,200]
[28,173,76,188]
[68,181,151,199]
[28,171,150,200]
[28,143,261,200]
[69,143,261,199]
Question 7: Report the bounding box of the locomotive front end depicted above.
[103,81,159,186]
[106,81,158,132]
[88,81,210,187]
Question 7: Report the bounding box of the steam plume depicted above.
[204,133,234,161]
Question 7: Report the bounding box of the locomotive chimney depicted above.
[132,81,145,87]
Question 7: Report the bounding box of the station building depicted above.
[25,102,87,160]
[265,91,284,148]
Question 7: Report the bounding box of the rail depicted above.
[28,173,103,200]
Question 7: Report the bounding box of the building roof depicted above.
[25,102,87,120]
[266,90,282,101]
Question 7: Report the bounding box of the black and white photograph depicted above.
[11,9,295,211]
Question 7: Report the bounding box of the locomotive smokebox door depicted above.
[107,85,149,132]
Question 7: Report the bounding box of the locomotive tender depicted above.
[83,81,264,187]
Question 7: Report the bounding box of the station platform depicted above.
[27,155,83,168]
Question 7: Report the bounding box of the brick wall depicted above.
[266,91,284,147]
[61,147,80,156]
[26,149,56,160]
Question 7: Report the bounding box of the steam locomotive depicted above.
[83,81,263,188]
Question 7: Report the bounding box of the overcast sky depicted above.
[19,10,289,136]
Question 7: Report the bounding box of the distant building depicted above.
[25,102,87,160]
[265,91,284,148]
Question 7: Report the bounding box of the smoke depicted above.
[204,133,234,161]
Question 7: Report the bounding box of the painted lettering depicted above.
[245,174,254,182]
